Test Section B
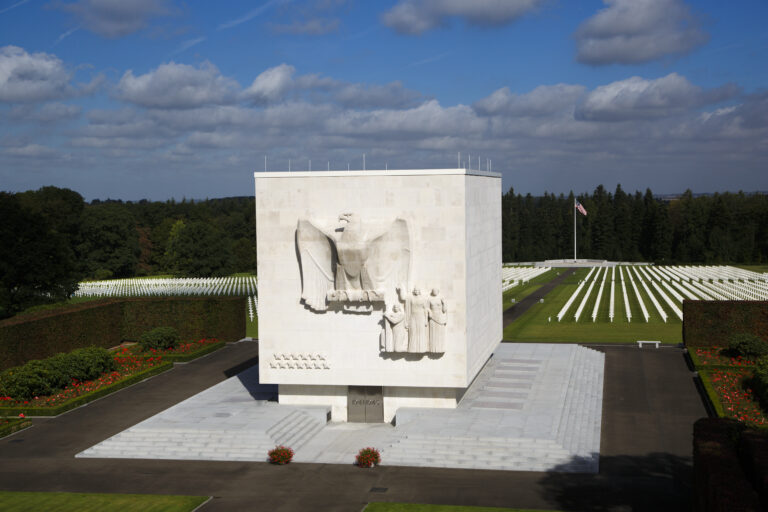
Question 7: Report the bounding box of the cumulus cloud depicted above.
[575,73,736,121]
[574,0,708,65]
[116,61,239,109]
[334,81,424,109]
[10,102,82,122]
[4,143,58,157]
[243,64,296,104]
[473,84,586,117]
[0,46,73,103]
[382,0,543,35]
[54,0,170,38]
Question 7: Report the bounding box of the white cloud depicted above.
[56,0,170,38]
[10,102,82,122]
[0,46,73,103]
[383,0,543,35]
[574,0,708,65]
[218,0,283,30]
[243,64,296,104]
[4,143,57,157]
[116,61,239,109]
[334,81,424,109]
[575,73,734,121]
[474,84,586,117]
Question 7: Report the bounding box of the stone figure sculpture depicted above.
[428,289,447,353]
[380,304,407,352]
[296,213,410,312]
[399,287,430,353]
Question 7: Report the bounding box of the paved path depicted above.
[503,268,576,327]
[78,344,604,473]
[0,342,706,511]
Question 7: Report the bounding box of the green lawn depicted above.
[246,316,258,339]
[364,504,560,512]
[0,492,207,512]
[502,269,557,310]
[503,267,682,344]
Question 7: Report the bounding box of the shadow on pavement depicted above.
[539,452,692,512]
[233,361,278,401]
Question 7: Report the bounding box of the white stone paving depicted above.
[78,343,604,473]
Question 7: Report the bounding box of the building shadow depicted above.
[538,452,693,512]
[229,359,278,401]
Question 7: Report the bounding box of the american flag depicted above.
[575,201,587,216]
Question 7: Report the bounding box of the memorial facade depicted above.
[254,168,501,422]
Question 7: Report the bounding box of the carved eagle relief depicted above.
[296,213,410,312]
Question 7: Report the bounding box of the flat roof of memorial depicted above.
[253,168,501,179]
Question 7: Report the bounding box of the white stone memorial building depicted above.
[254,168,501,422]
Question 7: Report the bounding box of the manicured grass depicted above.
[246,316,258,339]
[364,504,561,512]
[0,491,207,511]
[502,269,557,310]
[503,267,682,344]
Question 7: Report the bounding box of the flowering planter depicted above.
[268,445,294,465]
[355,447,381,468]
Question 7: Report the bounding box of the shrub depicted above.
[139,326,180,351]
[355,447,381,468]
[268,445,294,464]
[751,357,768,407]
[730,333,768,358]
[0,346,115,401]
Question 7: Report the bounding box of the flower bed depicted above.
[0,417,32,438]
[701,369,768,427]
[690,347,757,369]
[128,338,225,363]
[0,348,172,416]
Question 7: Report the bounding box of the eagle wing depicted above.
[296,219,336,311]
[364,218,410,305]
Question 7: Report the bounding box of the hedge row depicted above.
[0,361,172,417]
[683,301,768,348]
[0,297,245,371]
[0,418,32,439]
[693,418,767,511]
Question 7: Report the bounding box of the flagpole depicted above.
[573,198,577,262]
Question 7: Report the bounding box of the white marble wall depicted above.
[255,169,501,396]
[464,175,503,379]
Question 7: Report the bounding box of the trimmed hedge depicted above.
[0,361,172,417]
[156,340,226,363]
[693,417,762,512]
[683,300,768,348]
[0,297,245,371]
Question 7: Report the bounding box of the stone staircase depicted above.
[381,344,604,472]
[266,409,326,451]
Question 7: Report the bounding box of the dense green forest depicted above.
[2,184,767,318]
[502,185,768,263]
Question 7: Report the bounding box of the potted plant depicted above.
[268,445,294,465]
[355,447,380,468]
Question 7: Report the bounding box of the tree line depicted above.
[1,186,255,318]
[3,184,767,319]
[502,185,768,264]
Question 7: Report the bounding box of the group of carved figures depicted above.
[380,287,447,354]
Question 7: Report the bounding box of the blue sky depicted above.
[1,0,767,200]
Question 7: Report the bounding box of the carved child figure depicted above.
[428,288,447,353]
[381,303,407,352]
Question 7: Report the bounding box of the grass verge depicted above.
[0,362,172,417]
[139,340,226,363]
[697,370,726,418]
[0,417,32,438]
[0,491,207,512]
[364,504,560,512]
[246,316,258,339]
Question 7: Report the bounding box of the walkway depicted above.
[503,268,576,327]
[0,341,707,511]
[77,343,604,473]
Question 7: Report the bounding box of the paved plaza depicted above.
[78,343,603,472]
